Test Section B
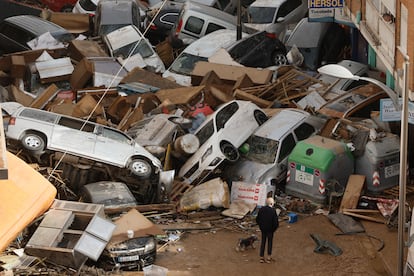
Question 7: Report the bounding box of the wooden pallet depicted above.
[170,180,193,203]
[383,185,414,197]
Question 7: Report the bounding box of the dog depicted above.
[235,234,258,252]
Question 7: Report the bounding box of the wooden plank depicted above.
[29,83,60,109]
[342,211,386,223]
[233,89,271,107]
[339,174,366,212]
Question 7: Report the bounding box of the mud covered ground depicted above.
[154,213,400,276]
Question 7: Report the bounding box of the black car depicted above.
[144,1,182,45]
[81,181,157,271]
[0,15,74,55]
[227,30,288,68]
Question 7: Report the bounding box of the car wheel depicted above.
[254,110,268,125]
[21,133,45,152]
[129,158,152,178]
[220,142,239,162]
[272,51,288,66]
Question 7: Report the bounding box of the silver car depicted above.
[5,107,162,178]
[224,109,326,186]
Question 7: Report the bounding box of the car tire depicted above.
[61,4,74,12]
[254,110,268,125]
[128,158,152,178]
[272,51,288,66]
[220,142,239,162]
[21,132,45,152]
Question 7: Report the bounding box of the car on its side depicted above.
[224,109,326,188]
[5,107,162,179]
[103,25,165,73]
[178,100,268,185]
[162,29,248,86]
[0,15,74,55]
[243,0,308,40]
[169,1,238,46]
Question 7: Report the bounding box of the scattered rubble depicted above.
[0,6,410,275]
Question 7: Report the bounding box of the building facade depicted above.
[343,0,412,97]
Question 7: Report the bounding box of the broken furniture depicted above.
[25,200,115,269]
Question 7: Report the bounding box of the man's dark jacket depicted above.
[256,205,279,233]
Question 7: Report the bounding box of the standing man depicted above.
[256,197,279,263]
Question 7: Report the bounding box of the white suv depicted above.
[5,107,162,179]
[178,100,268,185]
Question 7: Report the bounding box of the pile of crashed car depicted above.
[0,0,404,273]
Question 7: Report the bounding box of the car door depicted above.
[274,133,296,182]
[49,116,96,157]
[93,126,134,167]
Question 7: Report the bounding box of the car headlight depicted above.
[201,145,213,163]
[144,238,155,253]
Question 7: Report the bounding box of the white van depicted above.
[163,29,247,86]
[170,1,238,45]
[244,0,308,39]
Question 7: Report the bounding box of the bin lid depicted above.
[365,134,400,158]
[288,135,352,171]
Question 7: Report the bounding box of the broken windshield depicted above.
[244,135,279,164]
[112,39,154,59]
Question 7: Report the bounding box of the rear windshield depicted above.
[247,7,276,23]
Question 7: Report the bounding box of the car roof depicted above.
[254,109,309,140]
[3,15,70,37]
[97,0,137,20]
[249,0,286,8]
[182,29,243,57]
[184,1,236,24]
[285,18,332,48]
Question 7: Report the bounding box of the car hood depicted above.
[119,54,165,73]
[162,70,192,86]
[244,23,285,36]
[227,158,276,184]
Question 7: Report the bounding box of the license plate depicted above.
[117,255,139,263]
[295,170,314,186]
[384,164,399,178]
